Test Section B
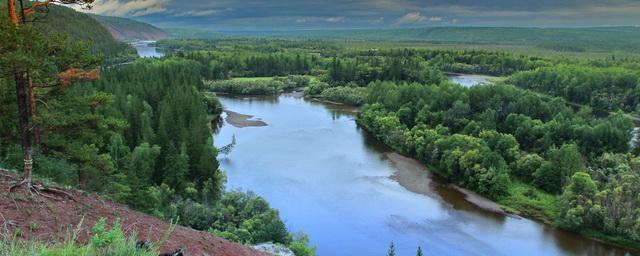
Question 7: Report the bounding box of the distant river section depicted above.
[132,41,164,58]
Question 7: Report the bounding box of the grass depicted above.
[0,217,177,256]
[498,182,640,251]
[582,229,640,251]
[498,181,558,223]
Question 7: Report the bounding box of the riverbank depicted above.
[356,119,640,253]
[387,152,506,214]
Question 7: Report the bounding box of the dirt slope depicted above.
[0,170,268,256]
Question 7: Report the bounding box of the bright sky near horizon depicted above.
[80,0,640,29]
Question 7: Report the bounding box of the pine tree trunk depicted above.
[27,71,41,147]
[7,0,19,25]
[14,69,33,181]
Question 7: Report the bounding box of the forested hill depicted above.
[16,2,137,64]
[91,14,169,41]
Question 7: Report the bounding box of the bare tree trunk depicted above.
[14,69,33,182]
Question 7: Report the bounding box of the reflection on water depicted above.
[213,93,633,256]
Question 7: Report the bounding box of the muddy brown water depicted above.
[213,93,635,255]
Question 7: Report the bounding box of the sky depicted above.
[79,0,640,30]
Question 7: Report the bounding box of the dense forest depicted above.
[359,81,639,244]
[3,1,640,253]
[155,38,640,248]
[221,26,640,53]
[19,2,138,64]
[508,64,640,114]
[0,5,314,254]
[0,57,313,254]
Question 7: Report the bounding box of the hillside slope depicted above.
[92,14,169,41]
[0,170,268,256]
[23,3,137,62]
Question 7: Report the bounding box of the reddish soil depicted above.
[0,170,268,256]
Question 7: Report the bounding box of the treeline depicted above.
[425,50,547,76]
[206,76,310,95]
[173,50,319,80]
[339,48,548,76]
[160,39,549,84]
[358,80,638,243]
[0,58,313,252]
[508,64,640,114]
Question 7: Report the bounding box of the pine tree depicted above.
[416,246,424,256]
[162,143,189,193]
[3,0,97,192]
[387,242,396,256]
[108,133,130,170]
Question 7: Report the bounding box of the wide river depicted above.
[213,87,633,255]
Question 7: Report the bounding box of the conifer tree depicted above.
[3,0,97,191]
[387,242,396,256]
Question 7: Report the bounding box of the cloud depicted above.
[325,16,345,22]
[372,17,385,24]
[77,0,640,29]
[174,9,218,17]
[397,12,443,24]
[398,11,426,23]
[85,0,172,17]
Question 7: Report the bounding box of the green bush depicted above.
[319,86,368,106]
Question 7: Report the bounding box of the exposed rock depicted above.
[252,242,295,256]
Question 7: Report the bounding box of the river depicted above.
[213,91,633,256]
[132,41,164,58]
[446,74,496,87]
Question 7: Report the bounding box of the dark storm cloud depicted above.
[82,0,640,29]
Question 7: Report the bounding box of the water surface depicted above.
[214,94,632,256]
[132,41,164,58]
[447,74,496,87]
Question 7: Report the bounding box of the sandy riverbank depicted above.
[386,152,506,215]
[224,110,268,128]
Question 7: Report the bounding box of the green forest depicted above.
[2,1,640,255]
[0,3,313,254]
[155,38,640,249]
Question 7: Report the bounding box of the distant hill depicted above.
[222,26,640,52]
[92,14,169,41]
[12,2,138,63]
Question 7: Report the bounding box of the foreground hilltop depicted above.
[0,170,268,256]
